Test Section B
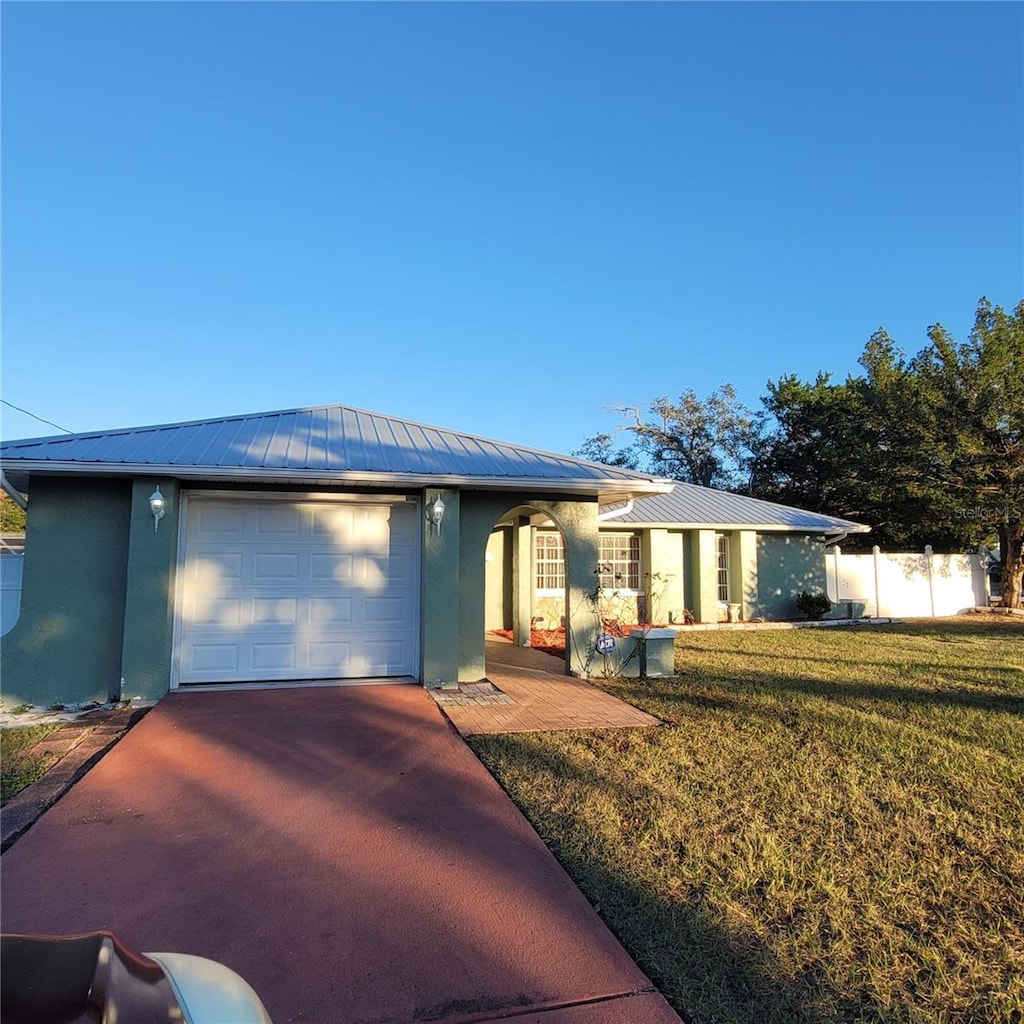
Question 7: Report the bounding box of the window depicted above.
[599,534,640,590]
[716,533,730,602]
[534,531,640,593]
[535,533,565,591]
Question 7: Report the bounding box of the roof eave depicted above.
[1,460,674,502]
[598,519,871,534]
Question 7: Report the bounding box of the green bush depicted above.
[796,590,832,620]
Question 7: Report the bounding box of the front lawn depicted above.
[470,618,1024,1024]
[1,724,61,804]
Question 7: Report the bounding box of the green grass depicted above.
[1,724,61,805]
[470,618,1024,1024]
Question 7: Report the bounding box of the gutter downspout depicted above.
[0,471,27,511]
[597,499,634,522]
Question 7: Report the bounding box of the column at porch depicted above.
[511,516,533,647]
[731,530,759,621]
[420,488,460,689]
[121,477,181,700]
[546,500,599,677]
[641,528,685,623]
[691,529,721,624]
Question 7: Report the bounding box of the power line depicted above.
[1,399,73,434]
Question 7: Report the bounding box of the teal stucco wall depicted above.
[120,478,181,700]
[4,478,607,701]
[420,488,461,688]
[756,533,828,619]
[1,477,131,707]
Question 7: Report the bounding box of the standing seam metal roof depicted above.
[599,482,869,533]
[0,403,672,490]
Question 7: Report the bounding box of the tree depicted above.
[757,298,1023,606]
[572,432,643,470]
[754,371,879,538]
[909,299,1024,608]
[576,385,761,490]
[755,332,978,552]
[0,493,27,533]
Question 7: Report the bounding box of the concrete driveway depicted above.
[0,684,681,1024]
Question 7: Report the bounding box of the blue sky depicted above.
[2,2,1021,455]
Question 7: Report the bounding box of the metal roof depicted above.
[0,404,673,501]
[599,483,870,534]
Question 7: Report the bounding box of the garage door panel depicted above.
[364,596,410,624]
[187,552,245,583]
[308,597,353,624]
[253,598,299,625]
[310,553,353,582]
[190,598,244,627]
[177,498,419,684]
[363,638,412,674]
[250,643,297,671]
[308,642,352,670]
[310,505,356,536]
[189,643,241,673]
[255,506,302,535]
[253,552,302,581]
[383,552,415,583]
[195,505,246,535]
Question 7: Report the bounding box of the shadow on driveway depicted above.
[0,684,680,1024]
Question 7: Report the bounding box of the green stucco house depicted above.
[492,485,871,634]
[0,404,867,708]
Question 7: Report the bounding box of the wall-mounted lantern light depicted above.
[149,487,167,532]
[428,494,446,534]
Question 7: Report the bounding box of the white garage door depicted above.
[175,497,419,685]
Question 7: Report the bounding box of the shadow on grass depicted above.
[470,734,882,1024]
[667,672,1024,718]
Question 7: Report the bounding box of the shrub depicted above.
[796,590,832,620]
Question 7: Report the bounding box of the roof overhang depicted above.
[596,518,871,534]
[1,461,674,506]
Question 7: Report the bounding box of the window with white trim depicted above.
[598,533,640,590]
[716,533,730,602]
[535,533,565,591]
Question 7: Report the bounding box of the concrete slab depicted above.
[434,640,662,737]
[0,685,682,1024]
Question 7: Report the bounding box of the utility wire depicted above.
[1,399,73,434]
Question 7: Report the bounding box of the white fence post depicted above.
[924,544,935,617]
[830,544,842,605]
[872,544,881,618]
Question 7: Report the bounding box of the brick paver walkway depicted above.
[435,638,662,736]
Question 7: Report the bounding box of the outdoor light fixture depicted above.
[149,487,167,532]
[428,494,446,534]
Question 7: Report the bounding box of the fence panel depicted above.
[827,547,988,618]
[1,553,23,636]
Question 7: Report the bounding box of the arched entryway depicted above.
[483,506,568,678]
[456,494,601,684]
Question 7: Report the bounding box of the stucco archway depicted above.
[457,494,600,683]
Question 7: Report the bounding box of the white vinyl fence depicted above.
[827,545,990,619]
[1,553,23,636]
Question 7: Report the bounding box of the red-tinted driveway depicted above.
[0,685,681,1024]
